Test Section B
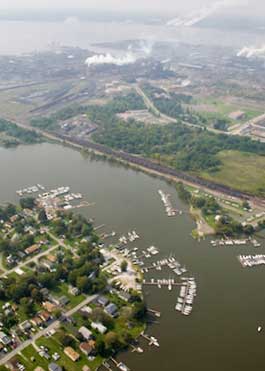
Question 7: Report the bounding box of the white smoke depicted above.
[85,52,137,67]
[64,16,80,25]
[85,40,154,68]
[237,45,265,59]
[167,0,246,27]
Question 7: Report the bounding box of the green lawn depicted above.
[36,335,103,371]
[51,282,86,309]
[20,345,49,370]
[201,150,265,196]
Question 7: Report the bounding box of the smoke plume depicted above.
[85,40,153,67]
[167,0,246,27]
[237,45,265,59]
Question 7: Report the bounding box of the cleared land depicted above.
[201,150,265,195]
[189,96,264,125]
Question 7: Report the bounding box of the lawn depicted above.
[20,345,49,370]
[201,150,265,196]
[36,335,103,371]
[51,282,86,309]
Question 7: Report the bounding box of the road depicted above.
[0,230,72,279]
[134,85,223,134]
[0,244,59,279]
[0,294,98,365]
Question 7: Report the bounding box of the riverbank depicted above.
[4,115,263,207]
[190,206,215,239]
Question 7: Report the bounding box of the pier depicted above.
[143,278,185,288]
[130,344,144,353]
[140,333,160,347]
[158,189,182,217]
[147,308,161,318]
[175,278,197,316]
[238,254,265,268]
[142,256,187,276]
[110,358,130,371]
[102,361,113,371]
[95,224,106,231]
[211,238,261,248]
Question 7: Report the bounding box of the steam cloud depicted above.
[237,45,265,59]
[167,0,245,27]
[85,52,137,67]
[85,40,153,67]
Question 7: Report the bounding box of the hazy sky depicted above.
[0,0,254,13]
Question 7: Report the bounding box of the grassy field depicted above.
[190,97,263,125]
[201,150,265,196]
[35,334,103,371]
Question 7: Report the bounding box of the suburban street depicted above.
[0,294,98,365]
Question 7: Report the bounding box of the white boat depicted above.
[258,326,262,333]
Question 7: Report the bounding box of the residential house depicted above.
[79,342,93,356]
[40,288,49,298]
[78,326,92,341]
[43,301,57,313]
[105,303,118,317]
[52,296,70,307]
[31,316,43,327]
[64,347,80,362]
[91,322,107,334]
[80,305,92,316]
[19,320,32,332]
[39,311,51,323]
[48,363,62,371]
[97,296,109,307]
[47,255,57,263]
[68,286,79,296]
[25,244,39,255]
[0,331,11,345]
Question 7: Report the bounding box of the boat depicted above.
[258,326,262,333]
[118,362,130,371]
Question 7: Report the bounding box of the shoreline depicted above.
[3,116,265,218]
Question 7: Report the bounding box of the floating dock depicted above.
[158,189,182,217]
[238,254,265,268]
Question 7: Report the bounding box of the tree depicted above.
[104,331,120,351]
[38,208,47,223]
[31,288,43,303]
[133,301,147,320]
[20,297,36,316]
[20,197,36,210]
[242,201,250,210]
[54,309,62,319]
[76,276,90,293]
[121,260,128,272]
[57,332,75,347]
[96,339,106,357]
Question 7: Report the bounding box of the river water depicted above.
[0,142,264,371]
[1,20,264,55]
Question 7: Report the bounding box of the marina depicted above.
[175,277,197,316]
[238,255,265,268]
[210,238,261,248]
[16,184,45,196]
[35,186,90,220]
[158,189,182,217]
[143,278,185,288]
[1,143,265,371]
[141,256,187,276]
